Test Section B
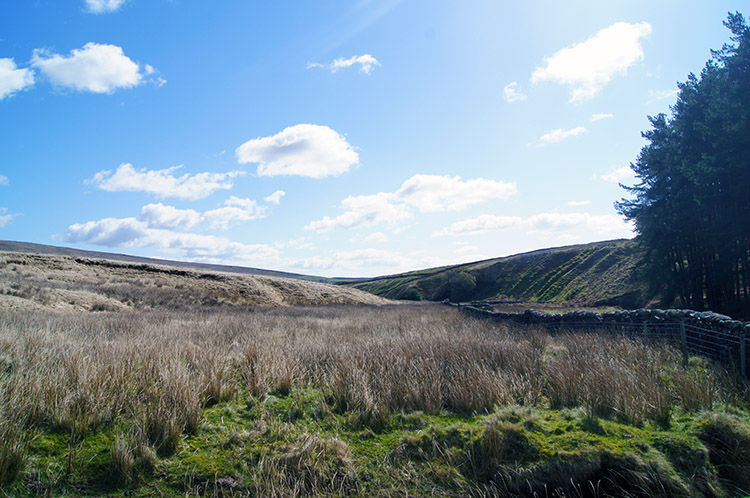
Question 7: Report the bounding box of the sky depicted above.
[0,1,745,277]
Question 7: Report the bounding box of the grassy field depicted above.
[1,304,749,497]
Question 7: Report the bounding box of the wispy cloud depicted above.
[503,82,526,102]
[62,216,279,265]
[83,0,126,14]
[88,163,245,200]
[590,113,613,122]
[305,174,518,233]
[0,208,15,228]
[0,58,35,100]
[532,22,652,102]
[600,165,633,183]
[264,190,286,205]
[31,43,158,93]
[307,54,381,74]
[646,89,679,104]
[433,211,634,240]
[538,126,587,144]
[0,174,8,186]
[433,214,522,237]
[236,124,359,178]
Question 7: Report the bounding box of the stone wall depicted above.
[455,303,750,377]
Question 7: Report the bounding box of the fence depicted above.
[456,304,750,378]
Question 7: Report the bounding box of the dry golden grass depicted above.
[1,304,748,496]
[0,251,390,311]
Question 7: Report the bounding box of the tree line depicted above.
[617,12,750,316]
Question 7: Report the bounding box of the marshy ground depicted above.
[1,304,749,497]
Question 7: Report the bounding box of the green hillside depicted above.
[345,239,650,307]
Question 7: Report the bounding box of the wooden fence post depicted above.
[680,320,688,367]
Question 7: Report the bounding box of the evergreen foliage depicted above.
[617,12,750,314]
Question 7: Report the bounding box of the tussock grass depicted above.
[0,304,748,496]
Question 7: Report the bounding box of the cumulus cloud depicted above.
[0,58,35,100]
[139,198,267,231]
[0,208,15,228]
[307,54,380,74]
[532,22,652,102]
[264,190,286,205]
[236,124,359,178]
[84,0,126,13]
[305,193,411,233]
[88,163,245,200]
[397,175,517,213]
[0,174,8,186]
[538,126,587,144]
[600,165,634,183]
[432,214,522,237]
[503,82,526,103]
[31,43,155,93]
[591,113,614,121]
[305,174,518,233]
[61,217,279,265]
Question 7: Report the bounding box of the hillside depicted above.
[346,239,650,308]
[0,251,389,312]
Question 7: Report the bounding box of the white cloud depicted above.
[31,43,152,93]
[432,211,634,241]
[236,124,359,178]
[0,208,15,228]
[307,54,381,74]
[305,192,411,233]
[646,89,679,104]
[61,217,279,265]
[84,0,126,13]
[139,203,202,230]
[139,198,267,231]
[396,175,518,213]
[201,196,268,230]
[264,190,286,205]
[600,165,633,183]
[539,126,587,144]
[527,212,633,239]
[432,214,522,237]
[532,22,652,102]
[0,58,35,100]
[591,113,613,122]
[88,163,245,200]
[291,248,442,277]
[0,174,8,186]
[364,232,388,243]
[567,200,591,207]
[503,82,526,103]
[305,174,517,233]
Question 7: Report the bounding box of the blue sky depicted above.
[0,1,744,277]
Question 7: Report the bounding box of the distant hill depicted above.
[0,248,389,312]
[0,240,342,282]
[344,239,650,308]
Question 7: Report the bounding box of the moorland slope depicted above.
[346,239,650,308]
[0,251,389,311]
